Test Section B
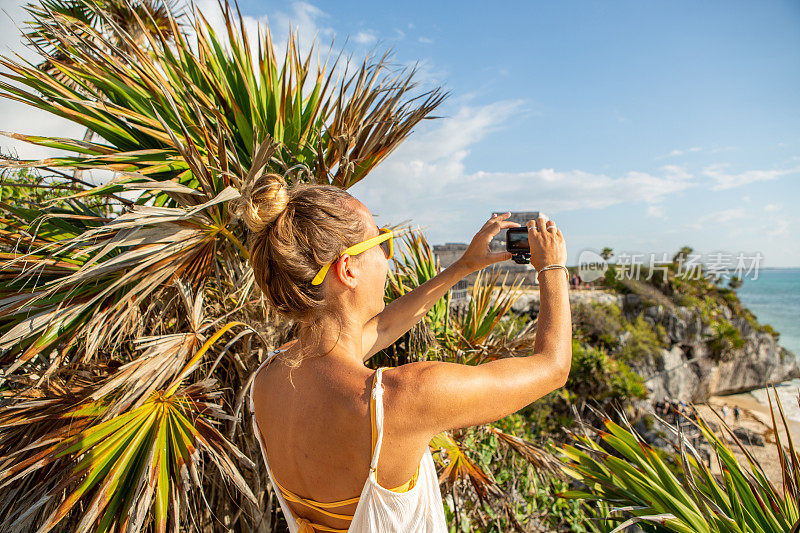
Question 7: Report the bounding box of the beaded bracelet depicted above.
[536,264,569,282]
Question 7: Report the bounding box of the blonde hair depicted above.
[231,173,367,366]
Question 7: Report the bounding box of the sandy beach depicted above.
[694,392,800,488]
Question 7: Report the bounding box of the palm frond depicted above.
[2,0,446,194]
[0,0,446,530]
[0,184,242,373]
[0,377,255,533]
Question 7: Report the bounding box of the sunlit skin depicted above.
[251,197,571,530]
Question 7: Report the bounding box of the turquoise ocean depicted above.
[736,268,800,421]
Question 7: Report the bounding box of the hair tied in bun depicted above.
[232,173,289,234]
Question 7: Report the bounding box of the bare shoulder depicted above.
[381,360,472,398]
[382,360,498,397]
[381,360,442,390]
[380,361,488,438]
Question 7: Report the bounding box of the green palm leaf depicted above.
[558,394,800,532]
[1,379,253,533]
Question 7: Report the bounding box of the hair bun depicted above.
[232,173,289,233]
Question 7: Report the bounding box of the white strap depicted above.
[369,367,386,477]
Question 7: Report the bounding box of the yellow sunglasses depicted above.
[311,227,394,286]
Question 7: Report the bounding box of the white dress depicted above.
[248,348,448,532]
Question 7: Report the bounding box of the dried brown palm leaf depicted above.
[0,185,243,375]
[488,426,563,477]
[430,431,505,502]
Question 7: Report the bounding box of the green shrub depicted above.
[619,314,667,361]
[708,319,746,360]
[759,323,780,339]
[567,341,646,403]
[572,303,623,350]
[442,419,603,532]
[721,290,738,305]
[600,265,628,293]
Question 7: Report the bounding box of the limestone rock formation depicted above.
[516,289,800,403]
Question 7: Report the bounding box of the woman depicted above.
[237,174,571,532]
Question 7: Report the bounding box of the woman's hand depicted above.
[526,217,567,270]
[454,212,520,274]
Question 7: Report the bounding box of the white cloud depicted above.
[351,100,697,244]
[354,30,377,45]
[647,205,666,219]
[659,164,692,181]
[766,216,790,237]
[708,146,737,154]
[657,146,703,159]
[699,208,741,225]
[418,36,434,44]
[655,145,737,161]
[703,164,800,190]
[685,207,793,245]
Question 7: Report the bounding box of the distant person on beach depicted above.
[238,176,572,533]
[722,404,730,423]
[734,406,741,423]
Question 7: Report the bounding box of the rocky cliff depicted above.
[511,289,800,403]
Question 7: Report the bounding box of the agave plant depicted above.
[446,268,529,363]
[386,230,452,327]
[0,0,446,530]
[382,229,453,364]
[559,388,800,532]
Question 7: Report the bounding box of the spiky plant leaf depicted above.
[430,431,504,502]
[0,377,254,533]
[557,392,800,532]
[0,1,446,530]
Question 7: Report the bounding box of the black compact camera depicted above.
[506,227,531,264]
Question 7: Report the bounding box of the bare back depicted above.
[251,346,429,529]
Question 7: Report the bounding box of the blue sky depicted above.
[1,0,799,265]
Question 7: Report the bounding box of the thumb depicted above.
[489,251,512,262]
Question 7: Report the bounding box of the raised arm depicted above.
[384,216,571,438]
[361,213,522,361]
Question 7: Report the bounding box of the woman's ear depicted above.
[331,254,359,289]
